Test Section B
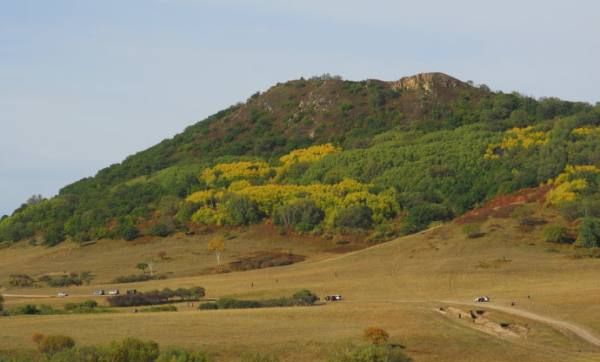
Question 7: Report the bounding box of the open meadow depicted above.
[2,202,600,361]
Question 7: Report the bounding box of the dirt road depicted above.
[445,300,600,347]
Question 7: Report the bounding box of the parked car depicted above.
[57,292,68,297]
[126,289,137,295]
[93,290,105,296]
[107,289,120,296]
[474,296,490,302]
[325,294,343,301]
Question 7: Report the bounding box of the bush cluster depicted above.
[38,272,93,287]
[20,336,211,362]
[108,287,205,307]
[199,290,318,310]
[8,274,35,287]
[112,274,167,284]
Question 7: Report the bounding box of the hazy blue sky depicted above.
[1,0,599,215]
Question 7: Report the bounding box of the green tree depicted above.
[37,335,75,356]
[224,195,264,225]
[335,205,373,229]
[542,224,570,243]
[136,262,149,274]
[577,217,600,248]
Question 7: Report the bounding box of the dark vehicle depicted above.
[474,296,490,302]
[126,289,137,295]
[325,294,343,301]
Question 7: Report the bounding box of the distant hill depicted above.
[1,72,599,246]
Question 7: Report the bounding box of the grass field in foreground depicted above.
[2,204,600,361]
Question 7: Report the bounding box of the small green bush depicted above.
[328,343,412,362]
[542,225,571,243]
[106,338,159,362]
[462,223,485,238]
[48,346,104,362]
[8,274,35,287]
[149,223,173,237]
[198,302,218,310]
[139,305,177,313]
[37,335,75,355]
[156,348,210,362]
[577,217,600,248]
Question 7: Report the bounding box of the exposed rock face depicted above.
[391,72,470,93]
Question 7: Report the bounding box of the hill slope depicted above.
[0,72,598,246]
[3,197,600,361]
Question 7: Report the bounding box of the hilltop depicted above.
[0,72,599,248]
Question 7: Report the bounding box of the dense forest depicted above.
[2,73,600,246]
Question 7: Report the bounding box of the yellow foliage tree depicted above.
[207,237,225,265]
[485,127,548,160]
[201,161,273,185]
[546,164,600,205]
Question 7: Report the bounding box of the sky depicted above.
[1,0,599,216]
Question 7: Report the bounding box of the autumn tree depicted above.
[363,327,390,345]
[208,237,225,265]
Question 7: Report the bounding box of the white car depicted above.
[57,292,68,297]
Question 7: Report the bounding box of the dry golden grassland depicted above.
[2,207,600,361]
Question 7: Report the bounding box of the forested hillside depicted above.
[1,72,599,246]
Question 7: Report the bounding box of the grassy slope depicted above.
[2,201,600,361]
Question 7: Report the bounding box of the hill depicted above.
[1,72,599,248]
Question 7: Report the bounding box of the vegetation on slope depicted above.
[0,73,598,246]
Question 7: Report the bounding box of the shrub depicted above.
[335,205,373,229]
[363,327,390,345]
[64,300,98,312]
[149,223,173,237]
[198,302,218,310]
[156,348,210,362]
[108,287,204,307]
[240,352,280,362]
[107,338,159,362]
[0,293,3,312]
[328,343,412,362]
[8,274,35,287]
[112,274,167,284]
[37,335,75,355]
[542,225,571,243]
[292,289,319,305]
[48,346,105,362]
[119,224,140,241]
[16,304,40,315]
[402,203,453,233]
[577,217,600,248]
[462,223,485,238]
[139,305,177,313]
[216,298,261,309]
[203,290,319,310]
[38,273,90,287]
